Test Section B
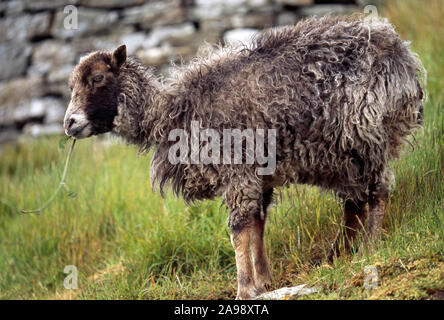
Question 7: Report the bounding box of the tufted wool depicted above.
[112,15,425,228]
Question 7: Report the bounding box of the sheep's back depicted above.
[243,16,424,198]
[160,16,424,202]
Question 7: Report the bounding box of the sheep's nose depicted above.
[65,117,75,130]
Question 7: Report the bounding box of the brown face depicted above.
[64,45,127,139]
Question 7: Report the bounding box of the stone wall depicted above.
[0,0,370,144]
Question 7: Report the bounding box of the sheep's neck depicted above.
[113,61,177,151]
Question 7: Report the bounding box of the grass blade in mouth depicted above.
[21,138,77,215]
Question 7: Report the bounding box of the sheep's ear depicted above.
[112,44,126,70]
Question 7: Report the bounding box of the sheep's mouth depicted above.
[65,123,92,139]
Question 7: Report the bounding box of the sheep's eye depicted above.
[92,75,104,83]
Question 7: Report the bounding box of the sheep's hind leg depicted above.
[365,195,386,243]
[250,189,273,295]
[328,199,368,261]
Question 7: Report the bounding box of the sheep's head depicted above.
[64,45,127,138]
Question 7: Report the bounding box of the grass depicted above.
[0,0,443,300]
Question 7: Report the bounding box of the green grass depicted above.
[0,0,443,299]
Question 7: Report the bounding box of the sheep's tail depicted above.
[382,36,426,157]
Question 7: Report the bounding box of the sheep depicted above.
[63,15,425,299]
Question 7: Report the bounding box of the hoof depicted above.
[236,285,271,300]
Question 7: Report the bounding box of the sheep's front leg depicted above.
[231,226,255,300]
[250,218,272,295]
[231,213,272,299]
[250,189,273,294]
[227,186,265,299]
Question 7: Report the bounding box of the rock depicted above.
[356,0,385,8]
[47,64,74,84]
[298,5,358,17]
[190,0,270,20]
[0,0,25,16]
[42,98,67,124]
[13,99,47,123]
[0,12,53,42]
[145,23,196,48]
[0,77,43,108]
[189,4,230,21]
[136,44,195,68]
[223,28,259,47]
[255,285,319,300]
[8,96,65,126]
[0,42,32,81]
[0,107,15,129]
[277,11,300,26]
[71,26,135,55]
[250,0,272,8]
[17,97,67,124]
[190,0,248,20]
[230,12,275,29]
[122,0,185,28]
[29,40,76,77]
[274,0,313,6]
[1,95,65,136]
[23,123,64,137]
[26,0,77,11]
[34,49,74,95]
[200,19,231,34]
[194,0,270,11]
[120,32,147,55]
[0,77,44,126]
[136,45,175,67]
[45,82,72,100]
[200,11,275,34]
[80,0,145,9]
[52,8,119,38]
